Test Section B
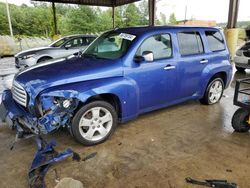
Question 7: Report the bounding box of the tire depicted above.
[71,101,118,146]
[200,77,225,105]
[236,66,246,73]
[37,57,52,64]
[232,108,250,132]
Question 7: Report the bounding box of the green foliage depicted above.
[59,6,99,35]
[124,4,141,26]
[0,1,165,37]
[160,12,167,25]
[169,13,177,24]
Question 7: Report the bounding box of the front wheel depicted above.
[232,108,250,132]
[71,101,118,145]
[200,77,225,105]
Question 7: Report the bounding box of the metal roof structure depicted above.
[32,0,142,7]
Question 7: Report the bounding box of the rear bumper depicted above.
[234,56,250,68]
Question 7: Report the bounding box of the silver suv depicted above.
[15,34,97,68]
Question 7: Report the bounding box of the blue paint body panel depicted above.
[1,26,233,135]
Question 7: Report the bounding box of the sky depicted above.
[1,0,250,23]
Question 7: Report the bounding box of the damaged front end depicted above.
[0,89,79,137]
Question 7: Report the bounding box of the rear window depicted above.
[177,32,204,56]
[205,31,225,52]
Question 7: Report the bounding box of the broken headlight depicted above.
[38,96,75,116]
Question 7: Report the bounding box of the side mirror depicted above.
[134,51,154,63]
[73,50,82,56]
[142,51,154,62]
[64,44,71,49]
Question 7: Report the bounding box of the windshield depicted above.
[83,31,136,60]
[49,37,69,47]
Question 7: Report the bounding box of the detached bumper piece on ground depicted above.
[29,137,73,188]
[186,177,238,188]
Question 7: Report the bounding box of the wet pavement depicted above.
[1,59,250,187]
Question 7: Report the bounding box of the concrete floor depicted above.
[1,58,250,187]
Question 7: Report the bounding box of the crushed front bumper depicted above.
[0,90,40,134]
[0,90,74,136]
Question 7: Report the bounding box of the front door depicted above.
[126,33,179,111]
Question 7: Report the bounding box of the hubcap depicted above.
[79,107,113,141]
[208,80,223,104]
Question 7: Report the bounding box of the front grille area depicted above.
[12,81,27,107]
[243,51,250,57]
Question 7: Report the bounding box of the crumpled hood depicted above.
[15,56,123,97]
[15,47,53,57]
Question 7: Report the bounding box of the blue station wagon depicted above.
[0,26,232,145]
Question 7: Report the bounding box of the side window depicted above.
[87,37,95,44]
[205,31,225,52]
[136,34,172,60]
[81,38,88,46]
[64,38,83,48]
[177,32,204,56]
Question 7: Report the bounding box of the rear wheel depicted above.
[200,77,224,105]
[232,108,250,132]
[236,66,246,73]
[71,101,118,145]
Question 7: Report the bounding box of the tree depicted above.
[124,4,140,26]
[160,12,167,25]
[59,6,98,35]
[138,0,148,25]
[169,13,177,24]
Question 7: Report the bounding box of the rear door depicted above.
[177,31,209,99]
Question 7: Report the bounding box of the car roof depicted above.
[62,34,98,39]
[114,25,220,36]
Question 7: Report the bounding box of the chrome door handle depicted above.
[164,65,176,70]
[200,59,209,64]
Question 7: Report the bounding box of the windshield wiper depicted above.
[82,53,110,60]
[82,53,100,59]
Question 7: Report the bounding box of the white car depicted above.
[234,41,250,72]
[15,34,97,68]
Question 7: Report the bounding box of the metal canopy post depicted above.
[5,0,13,37]
[148,0,156,26]
[227,0,240,28]
[52,2,58,35]
[112,6,115,28]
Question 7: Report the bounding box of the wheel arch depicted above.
[200,71,228,98]
[209,71,227,86]
[77,93,122,120]
[37,55,53,63]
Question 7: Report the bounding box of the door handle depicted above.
[164,65,176,70]
[200,59,209,64]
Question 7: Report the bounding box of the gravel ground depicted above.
[0,57,18,97]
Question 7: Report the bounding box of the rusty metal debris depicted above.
[185,177,238,188]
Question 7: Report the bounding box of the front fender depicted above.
[39,77,139,122]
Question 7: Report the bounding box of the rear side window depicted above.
[177,32,204,56]
[205,31,225,52]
